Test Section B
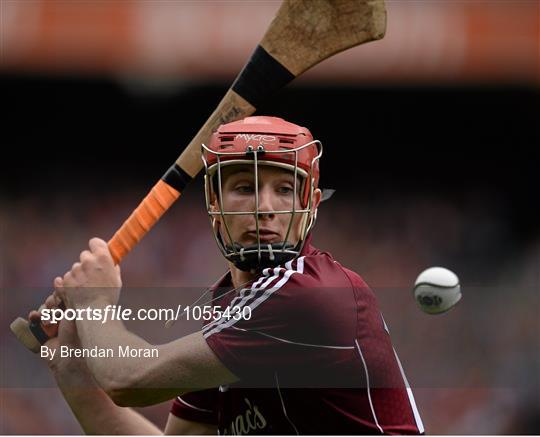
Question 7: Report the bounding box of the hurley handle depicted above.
[10,177,182,352]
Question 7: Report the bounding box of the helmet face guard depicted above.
[202,117,322,272]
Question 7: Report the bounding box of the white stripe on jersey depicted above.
[275,372,300,435]
[203,257,305,339]
[202,266,279,333]
[176,396,213,413]
[380,313,390,334]
[355,339,384,434]
[202,268,269,332]
[392,348,425,434]
[229,325,354,350]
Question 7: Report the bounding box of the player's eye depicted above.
[235,185,254,193]
[277,186,294,194]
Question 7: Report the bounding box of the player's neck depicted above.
[229,264,257,289]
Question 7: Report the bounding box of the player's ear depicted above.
[210,203,221,228]
[209,186,219,210]
[209,194,217,211]
[312,188,322,211]
[206,174,219,213]
[209,191,222,228]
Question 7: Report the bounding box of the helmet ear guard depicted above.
[202,116,323,272]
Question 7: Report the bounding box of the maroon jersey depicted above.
[171,237,424,434]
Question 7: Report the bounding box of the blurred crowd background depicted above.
[1,0,538,434]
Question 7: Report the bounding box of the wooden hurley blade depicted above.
[261,0,387,77]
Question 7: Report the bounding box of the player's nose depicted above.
[257,186,276,220]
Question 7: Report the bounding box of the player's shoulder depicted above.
[282,243,364,289]
[302,243,374,292]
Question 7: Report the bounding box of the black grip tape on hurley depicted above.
[30,320,50,345]
[162,164,193,192]
[232,45,295,108]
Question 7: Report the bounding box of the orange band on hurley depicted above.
[108,180,180,264]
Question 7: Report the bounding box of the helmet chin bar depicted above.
[214,210,315,273]
[224,241,298,272]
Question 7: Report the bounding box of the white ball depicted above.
[413,267,462,314]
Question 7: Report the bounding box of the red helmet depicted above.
[203,116,321,207]
[202,116,323,272]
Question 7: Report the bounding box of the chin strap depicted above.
[225,241,299,272]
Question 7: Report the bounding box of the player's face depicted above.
[212,165,310,248]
